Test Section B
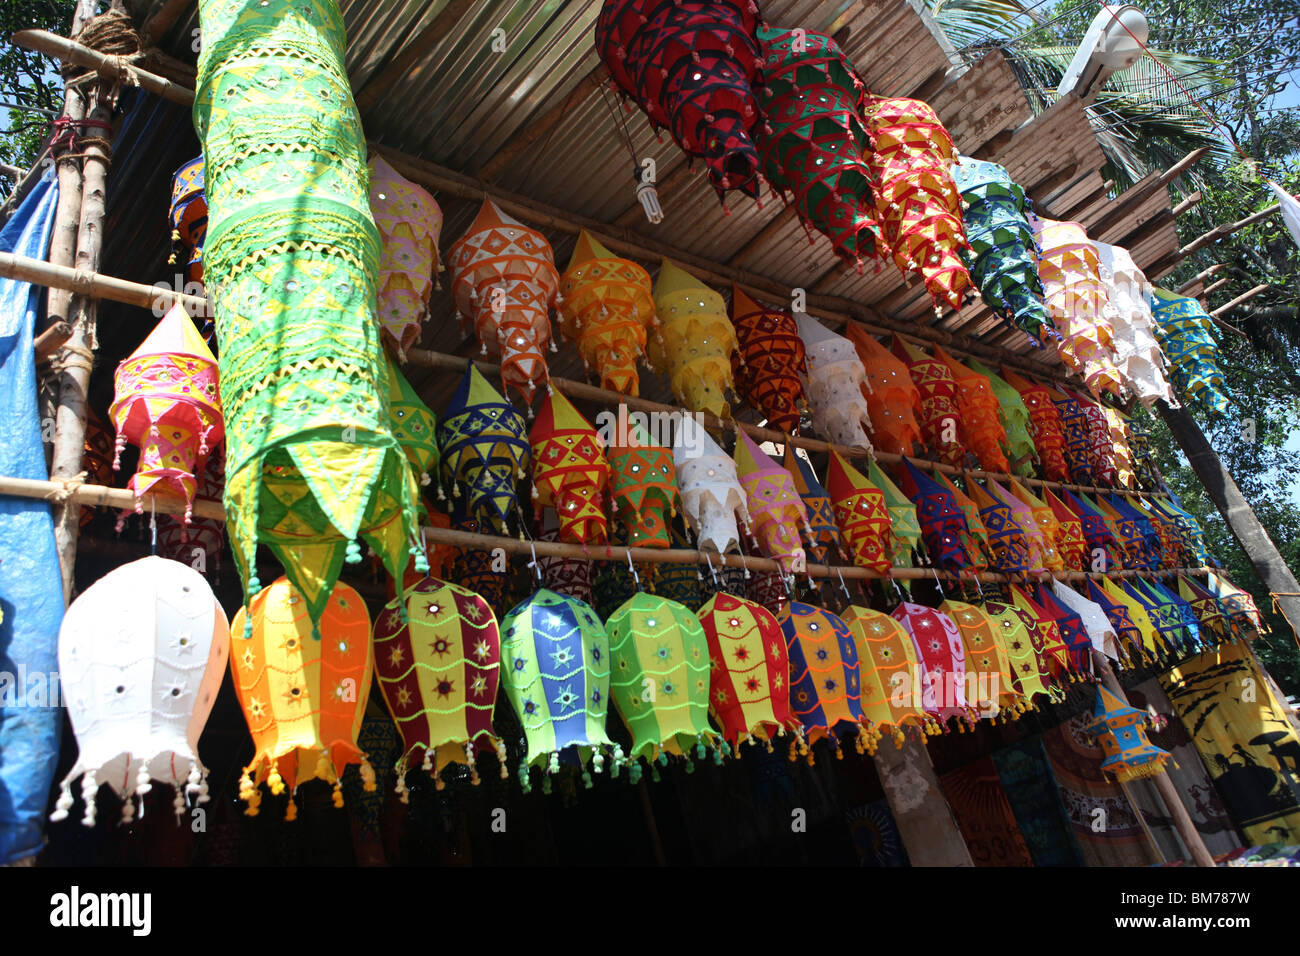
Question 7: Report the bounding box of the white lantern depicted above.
[50,556,230,826]
[672,413,751,554]
[1094,240,1174,407]
[793,312,875,450]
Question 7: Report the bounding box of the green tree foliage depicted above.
[0,1,78,198]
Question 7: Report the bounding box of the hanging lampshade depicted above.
[558,229,656,395]
[777,602,876,757]
[939,599,1029,718]
[437,363,529,536]
[895,457,973,573]
[842,323,922,455]
[1008,584,1079,682]
[1086,686,1172,781]
[891,336,966,467]
[1092,577,1162,664]
[794,311,875,449]
[50,556,229,827]
[499,588,619,789]
[384,355,438,490]
[1151,493,1208,567]
[932,346,1009,472]
[229,577,376,818]
[1123,410,1163,490]
[1177,575,1231,645]
[892,602,975,731]
[1041,383,1094,485]
[1103,406,1137,490]
[595,0,764,202]
[649,260,740,420]
[195,0,421,627]
[80,406,117,529]
[373,577,504,794]
[607,591,725,778]
[999,366,1070,483]
[965,358,1038,476]
[529,389,609,544]
[983,599,1058,705]
[698,591,796,751]
[935,472,991,570]
[985,477,1048,572]
[448,198,560,406]
[755,23,882,264]
[607,419,680,549]
[1205,570,1268,637]
[1004,478,1064,573]
[168,154,206,288]
[368,155,443,360]
[1093,240,1172,406]
[673,412,751,553]
[1045,487,1086,571]
[951,155,1052,342]
[733,428,811,577]
[825,450,891,575]
[1124,578,1198,657]
[842,606,932,744]
[1065,489,1125,571]
[1149,287,1231,415]
[1133,495,1181,569]
[729,286,806,433]
[783,445,842,565]
[966,479,1031,574]
[537,523,594,605]
[1051,579,1122,662]
[862,95,971,313]
[109,303,223,527]
[867,458,921,564]
[1103,493,1160,570]
[1067,387,1118,486]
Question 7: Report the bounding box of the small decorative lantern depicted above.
[168,155,207,288]
[729,286,806,433]
[1087,686,1172,781]
[999,366,1070,483]
[1149,287,1231,415]
[842,605,932,745]
[368,155,443,360]
[843,323,922,455]
[966,358,1038,477]
[824,451,890,574]
[733,428,810,578]
[607,418,680,549]
[384,355,438,490]
[891,602,974,731]
[932,345,1009,473]
[794,311,875,450]
[891,336,966,467]
[1094,240,1172,406]
[783,445,843,565]
[867,458,921,564]
[529,389,610,544]
[895,458,972,573]
[649,260,740,420]
[673,412,750,554]
[778,601,877,757]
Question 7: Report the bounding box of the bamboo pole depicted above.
[1211,282,1270,318]
[11,29,195,108]
[1086,146,1208,239]
[0,250,206,313]
[1176,263,1226,295]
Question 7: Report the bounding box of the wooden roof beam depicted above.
[1176,262,1227,294]
[1086,146,1208,237]
[139,0,192,47]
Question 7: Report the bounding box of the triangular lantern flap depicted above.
[566,228,617,270]
[654,258,712,307]
[732,427,779,480]
[129,302,217,364]
[529,388,598,446]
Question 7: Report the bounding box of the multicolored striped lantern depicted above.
[1087,686,1172,781]
[940,599,1027,717]
[729,286,806,433]
[983,599,1057,705]
[783,445,842,565]
[529,389,609,544]
[168,154,206,288]
[966,479,1031,574]
[368,155,442,360]
[778,602,876,756]
[650,260,740,420]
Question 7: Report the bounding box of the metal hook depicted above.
[626,550,641,591]
[835,567,851,603]
[527,540,543,586]
[703,550,720,589]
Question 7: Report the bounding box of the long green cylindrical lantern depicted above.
[194,0,421,624]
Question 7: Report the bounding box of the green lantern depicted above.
[384,355,438,490]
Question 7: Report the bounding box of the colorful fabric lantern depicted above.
[1104,407,1137,489]
[1152,493,1208,567]
[1083,578,1147,667]
[229,577,375,817]
[891,336,965,467]
[967,479,1031,573]
[607,419,680,549]
[558,230,656,395]
[1093,240,1172,406]
[1046,487,1086,571]
[368,155,442,360]
[699,592,796,749]
[1067,490,1124,571]
[373,577,503,792]
[448,199,560,405]
[1009,584,1079,680]
[940,599,1028,717]
[537,524,594,605]
[109,303,223,526]
[607,592,723,771]
[1134,495,1182,568]
[867,458,921,562]
[985,477,1047,572]
[778,602,875,755]
[384,356,438,490]
[935,472,990,570]
[1031,216,1123,396]
[1149,287,1231,415]
[50,557,229,826]
[733,429,810,576]
[1043,383,1094,485]
[1068,388,1118,486]
[862,95,971,312]
[529,389,609,544]
[843,323,922,455]
[1177,575,1231,645]
[596,0,764,202]
[1097,577,1163,663]
[195,0,421,624]
[984,599,1058,704]
[933,346,1009,472]
[673,412,750,553]
[783,445,842,565]
[825,450,891,575]
[842,606,931,743]
[1104,494,1160,570]
[1086,686,1172,781]
[157,448,226,574]
[1205,570,1268,637]
[892,602,973,729]
[1127,578,1199,655]
[1051,580,1120,661]
[896,458,971,572]
[437,363,529,535]
[499,589,617,786]
[966,358,1037,476]
[794,311,874,449]
[1004,478,1063,572]
[729,286,806,432]
[650,260,739,419]
[168,155,206,287]
[1000,366,1070,483]
[951,155,1051,342]
[755,23,881,263]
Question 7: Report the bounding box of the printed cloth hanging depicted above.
[1105,408,1137,489]
[896,457,971,572]
[734,429,811,576]
[109,303,223,527]
[368,155,442,360]
[1093,240,1172,405]
[984,599,1058,704]
[892,602,974,730]
[195,0,422,626]
[1065,386,1115,485]
[933,346,1008,472]
[558,230,656,395]
[951,155,1052,342]
[778,602,875,755]
[168,155,206,287]
[825,450,891,575]
[966,358,1037,476]
[229,577,376,817]
[448,198,560,406]
[794,312,875,449]
[384,356,438,490]
[673,412,750,553]
[936,472,990,570]
[843,323,922,455]
[754,23,881,264]
[372,577,504,792]
[842,606,931,743]
[1149,287,1231,415]
[529,389,610,544]
[607,592,724,771]
[867,458,921,563]
[729,286,805,432]
[1031,216,1123,395]
[1086,686,1172,782]
[1042,383,1093,485]
[698,591,796,749]
[891,336,965,466]
[967,479,1031,573]
[861,95,971,312]
[50,557,229,827]
[940,599,1028,717]
[499,588,618,788]
[1051,580,1120,661]
[1005,478,1063,573]
[650,260,740,420]
[596,0,764,202]
[783,445,842,565]
[1000,366,1070,483]
[1046,487,1086,571]
[437,363,529,536]
[607,419,680,549]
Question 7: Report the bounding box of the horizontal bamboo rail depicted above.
[12,29,196,108]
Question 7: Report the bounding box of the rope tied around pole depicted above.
[44,471,88,505]
[48,342,95,374]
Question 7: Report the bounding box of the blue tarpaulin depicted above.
[0,171,64,863]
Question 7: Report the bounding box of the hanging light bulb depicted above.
[635,165,664,224]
